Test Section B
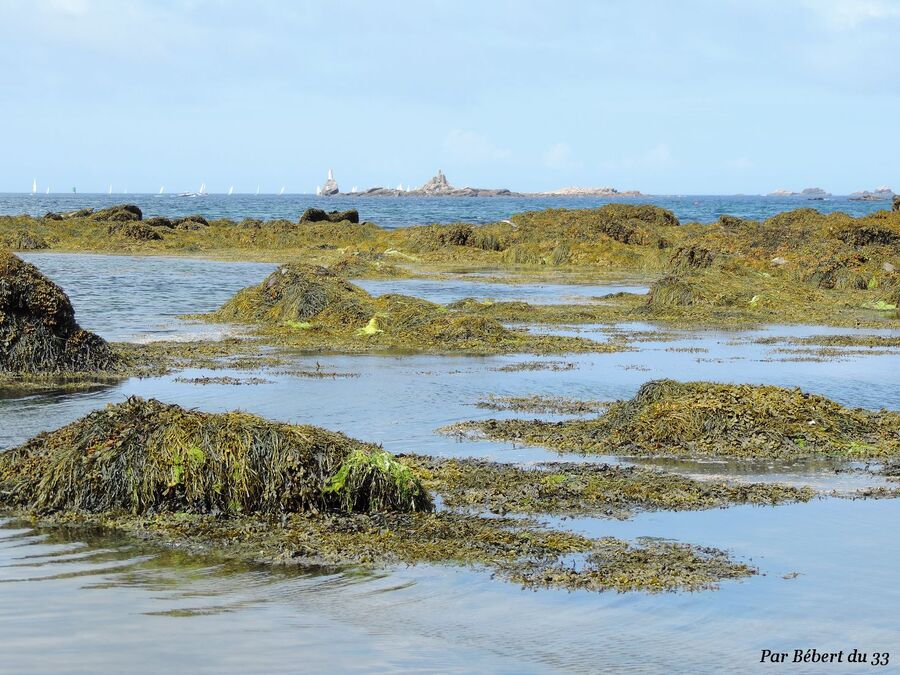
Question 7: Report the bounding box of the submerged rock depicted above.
[0,252,118,374]
[0,396,432,515]
[90,204,142,222]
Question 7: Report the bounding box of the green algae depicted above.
[400,455,815,517]
[443,379,900,460]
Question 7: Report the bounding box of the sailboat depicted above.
[158,186,165,195]
[199,183,207,196]
[256,185,260,196]
[45,187,50,195]
[316,186,322,196]
[279,186,285,196]
[351,186,357,193]
[108,185,112,195]
[228,185,234,196]
[31,179,37,195]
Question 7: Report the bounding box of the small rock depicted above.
[771,257,787,267]
[883,262,896,273]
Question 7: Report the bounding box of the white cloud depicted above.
[543,142,583,170]
[442,130,509,163]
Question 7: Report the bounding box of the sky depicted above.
[1,0,898,194]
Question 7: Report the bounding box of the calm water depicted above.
[2,254,899,673]
[0,192,892,228]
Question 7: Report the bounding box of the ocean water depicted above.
[0,192,892,228]
[1,254,899,673]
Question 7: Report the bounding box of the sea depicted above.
[0,192,892,227]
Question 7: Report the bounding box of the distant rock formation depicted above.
[850,187,894,201]
[768,188,831,199]
[346,170,514,197]
[320,169,339,196]
[539,186,642,197]
[799,187,830,198]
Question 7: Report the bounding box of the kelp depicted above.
[205,263,618,354]
[0,252,119,374]
[0,396,432,515]
[401,455,814,516]
[444,379,900,459]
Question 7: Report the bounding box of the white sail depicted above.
[279,186,285,195]
[228,185,234,195]
[199,182,206,195]
[316,186,322,196]
[256,185,260,195]
[108,185,112,195]
[159,186,165,194]
[32,179,37,194]
[45,187,50,194]
[351,185,357,193]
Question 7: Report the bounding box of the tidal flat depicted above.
[1,205,899,672]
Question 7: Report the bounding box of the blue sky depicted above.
[1,0,898,194]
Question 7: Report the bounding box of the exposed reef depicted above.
[443,379,900,459]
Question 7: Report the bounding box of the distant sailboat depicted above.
[279,186,285,196]
[256,185,260,196]
[316,186,322,196]
[351,186,357,193]
[159,186,165,194]
[108,185,112,195]
[228,185,234,196]
[199,183,207,196]
[45,187,50,195]
[32,179,37,195]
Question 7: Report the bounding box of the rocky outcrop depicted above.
[850,187,894,201]
[540,187,643,197]
[349,170,515,197]
[320,169,340,196]
[893,195,900,212]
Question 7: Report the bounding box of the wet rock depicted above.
[43,212,63,221]
[144,216,174,228]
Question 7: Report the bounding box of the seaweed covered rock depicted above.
[894,195,900,212]
[0,252,118,374]
[208,264,595,353]
[107,222,162,241]
[215,264,374,327]
[453,379,900,459]
[299,208,360,224]
[90,204,142,222]
[144,216,174,228]
[1,231,49,251]
[0,397,432,515]
[173,214,209,228]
